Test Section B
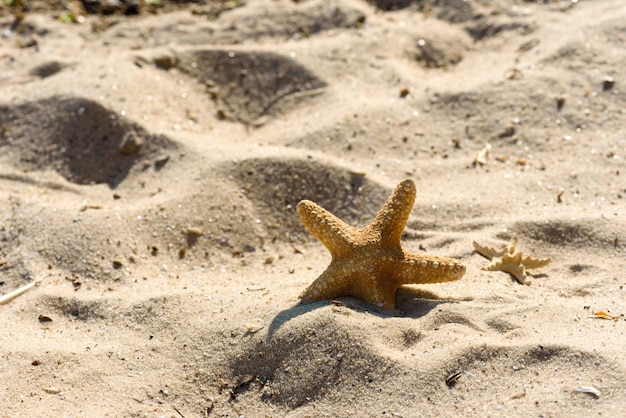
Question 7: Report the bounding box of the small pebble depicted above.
[44,387,61,394]
[187,227,203,237]
[153,53,176,70]
[602,76,615,91]
[119,131,143,155]
[154,155,170,169]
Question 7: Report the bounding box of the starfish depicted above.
[297,179,466,309]
[473,238,550,285]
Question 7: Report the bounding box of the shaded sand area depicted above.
[1,0,625,416]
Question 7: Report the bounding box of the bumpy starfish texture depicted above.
[297,179,466,309]
[473,238,550,285]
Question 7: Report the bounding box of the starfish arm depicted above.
[521,256,551,269]
[503,237,519,255]
[483,258,529,285]
[368,179,416,246]
[297,200,357,256]
[301,262,400,309]
[370,281,400,309]
[502,262,529,285]
[300,264,351,302]
[392,252,466,285]
[473,241,503,259]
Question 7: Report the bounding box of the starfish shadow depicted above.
[268,288,461,337]
[395,287,464,317]
[268,302,324,337]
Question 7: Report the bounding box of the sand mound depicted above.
[103,0,366,46]
[175,48,326,125]
[441,344,626,416]
[0,95,177,187]
[232,307,396,408]
[225,156,390,238]
[511,217,625,250]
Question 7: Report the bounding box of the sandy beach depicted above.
[1,0,625,416]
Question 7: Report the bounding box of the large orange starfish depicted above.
[297,179,466,309]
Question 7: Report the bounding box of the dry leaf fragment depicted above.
[473,143,491,167]
[38,315,53,322]
[575,386,601,398]
[290,243,303,254]
[231,374,255,397]
[244,324,263,335]
[79,204,103,212]
[590,311,620,321]
[445,371,463,387]
[510,391,526,399]
[505,68,523,80]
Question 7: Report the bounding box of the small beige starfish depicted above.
[297,179,466,309]
[473,238,550,285]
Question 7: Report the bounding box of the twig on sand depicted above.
[171,405,186,418]
[0,280,39,305]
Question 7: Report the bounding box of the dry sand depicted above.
[1,0,625,416]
